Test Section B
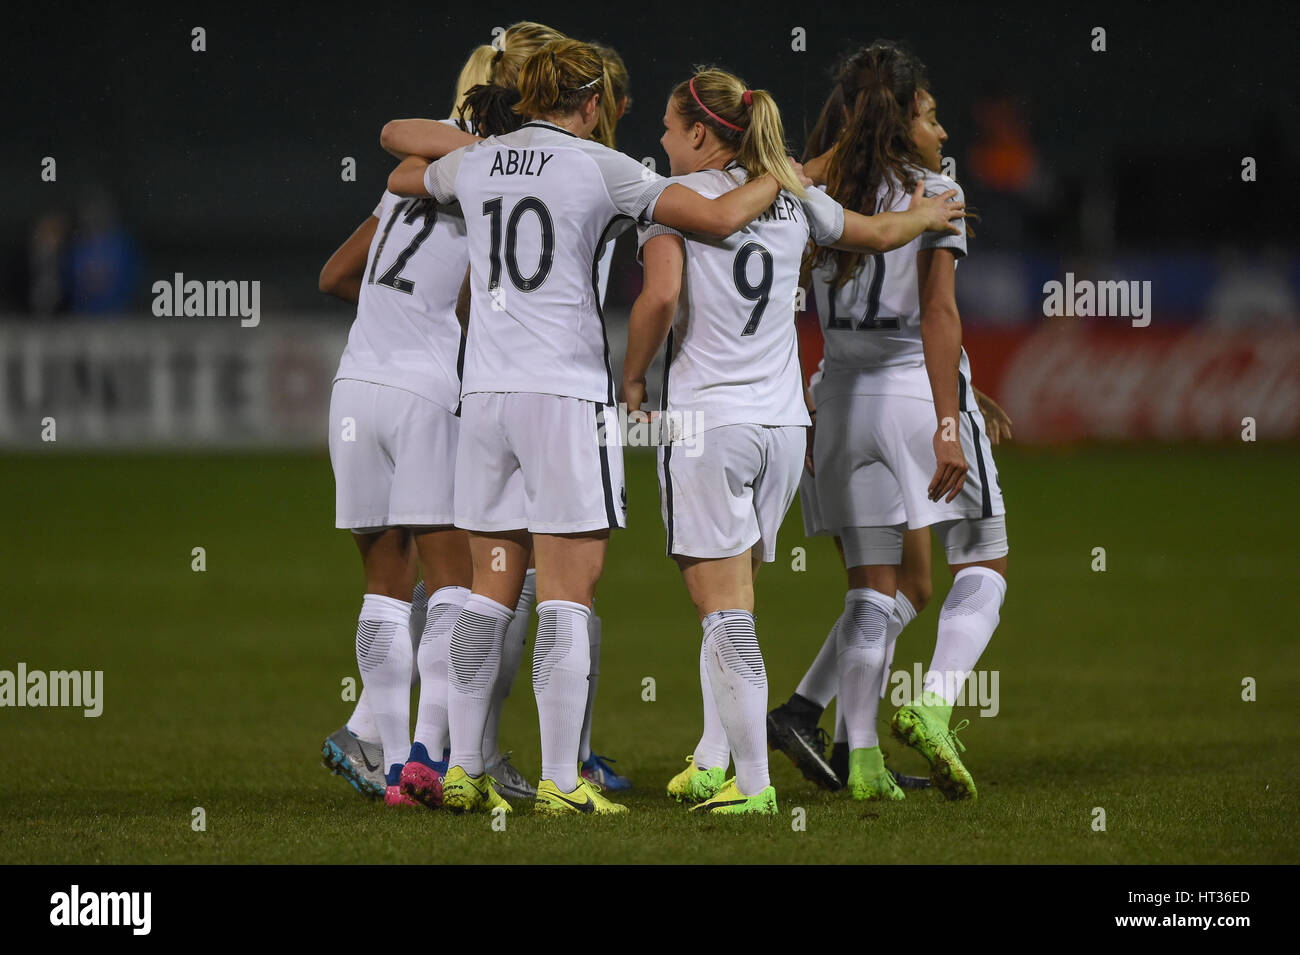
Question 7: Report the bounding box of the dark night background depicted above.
[4,0,1297,314]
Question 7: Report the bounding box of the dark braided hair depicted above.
[457,83,524,137]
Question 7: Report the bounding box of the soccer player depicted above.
[317,94,477,808]
[622,68,965,814]
[769,356,1009,789]
[802,41,1010,801]
[381,33,638,798]
[387,24,569,810]
[387,38,791,816]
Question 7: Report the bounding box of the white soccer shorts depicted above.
[658,423,804,562]
[454,392,627,534]
[813,391,1005,532]
[798,466,831,538]
[329,378,458,530]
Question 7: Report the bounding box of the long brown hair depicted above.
[806,41,928,288]
[670,67,805,197]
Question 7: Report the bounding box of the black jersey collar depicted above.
[521,120,579,138]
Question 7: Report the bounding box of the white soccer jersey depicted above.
[813,167,972,404]
[334,187,468,411]
[423,121,668,405]
[638,164,843,432]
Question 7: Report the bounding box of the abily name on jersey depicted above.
[488,149,554,177]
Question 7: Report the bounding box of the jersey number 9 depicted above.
[734,241,774,336]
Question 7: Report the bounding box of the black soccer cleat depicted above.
[767,696,842,790]
[830,740,849,785]
[883,746,932,790]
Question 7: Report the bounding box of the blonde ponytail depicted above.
[671,68,805,197]
[490,21,566,90]
[736,89,805,198]
[453,45,496,115]
[591,43,630,148]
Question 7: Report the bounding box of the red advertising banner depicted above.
[798,317,1300,442]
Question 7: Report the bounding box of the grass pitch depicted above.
[2,445,1297,864]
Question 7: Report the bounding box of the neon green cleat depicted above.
[890,692,977,800]
[847,746,905,801]
[441,765,509,813]
[666,755,727,804]
[690,778,778,815]
[535,778,629,815]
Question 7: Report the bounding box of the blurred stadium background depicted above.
[3,3,1297,863]
[4,3,1298,447]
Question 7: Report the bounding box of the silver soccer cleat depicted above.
[486,752,536,800]
[322,725,386,799]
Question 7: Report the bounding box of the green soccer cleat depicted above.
[441,765,512,814]
[890,692,977,800]
[689,778,779,815]
[666,755,727,804]
[534,778,629,815]
[846,746,905,801]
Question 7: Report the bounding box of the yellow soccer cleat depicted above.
[534,778,629,815]
[666,755,727,804]
[689,778,779,815]
[441,765,503,814]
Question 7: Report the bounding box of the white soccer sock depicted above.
[412,585,469,760]
[533,600,592,792]
[693,629,731,772]
[355,594,413,779]
[345,688,379,742]
[409,580,428,688]
[924,567,1006,704]
[794,612,844,708]
[447,593,514,776]
[482,569,535,764]
[578,611,601,762]
[703,610,769,797]
[836,588,895,751]
[880,591,918,699]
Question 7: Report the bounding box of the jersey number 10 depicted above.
[482,196,556,293]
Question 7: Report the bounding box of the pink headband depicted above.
[689,76,746,132]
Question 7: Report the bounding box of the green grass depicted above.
[1,445,1297,863]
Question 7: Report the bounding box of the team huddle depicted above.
[316,21,1010,816]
